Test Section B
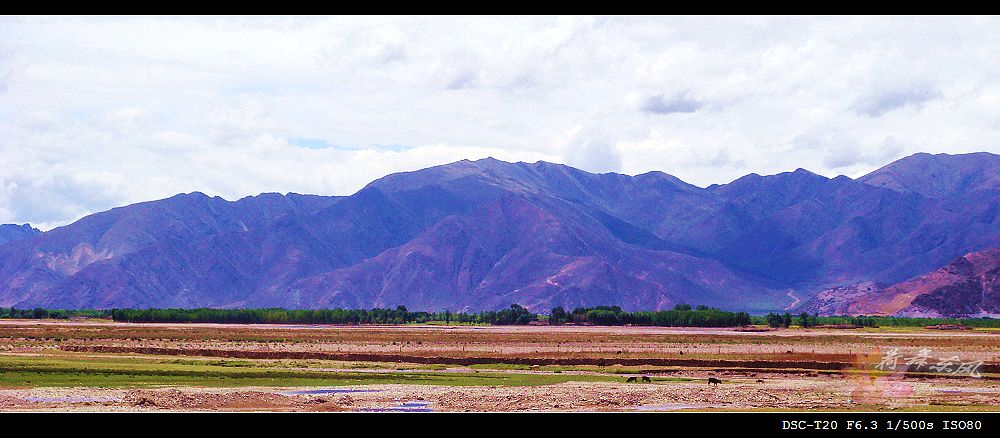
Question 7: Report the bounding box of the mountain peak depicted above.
[715,167,829,194]
[0,223,42,246]
[859,151,1000,198]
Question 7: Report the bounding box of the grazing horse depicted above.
[708,377,721,386]
[641,376,652,383]
[625,376,637,383]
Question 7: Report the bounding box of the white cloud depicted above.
[1,16,1000,228]
[852,86,941,117]
[564,136,622,174]
[637,93,703,114]
[618,131,744,186]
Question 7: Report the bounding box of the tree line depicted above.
[108,305,537,325]
[752,312,1000,328]
[547,304,753,327]
[5,305,997,328]
[3,303,749,327]
[0,308,111,319]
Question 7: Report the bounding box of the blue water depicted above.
[283,388,382,395]
[356,400,434,412]
[23,396,121,403]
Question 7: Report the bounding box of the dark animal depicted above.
[641,376,652,383]
[625,376,637,383]
[755,379,764,383]
[708,377,721,386]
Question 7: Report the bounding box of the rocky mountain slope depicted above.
[803,248,1000,317]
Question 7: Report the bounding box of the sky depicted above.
[1,16,999,230]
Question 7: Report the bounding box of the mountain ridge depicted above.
[1,152,997,314]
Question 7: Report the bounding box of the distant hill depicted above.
[0,152,998,313]
[803,248,1000,317]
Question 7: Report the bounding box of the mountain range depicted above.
[1,152,998,315]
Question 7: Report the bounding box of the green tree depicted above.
[798,311,811,328]
[550,307,567,324]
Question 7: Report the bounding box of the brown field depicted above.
[2,319,1000,412]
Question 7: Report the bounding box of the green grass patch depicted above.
[0,353,617,388]
[164,359,256,368]
[465,363,698,380]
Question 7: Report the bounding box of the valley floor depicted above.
[1,320,999,412]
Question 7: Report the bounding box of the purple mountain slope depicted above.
[0,224,41,246]
[0,152,997,313]
[253,194,784,312]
